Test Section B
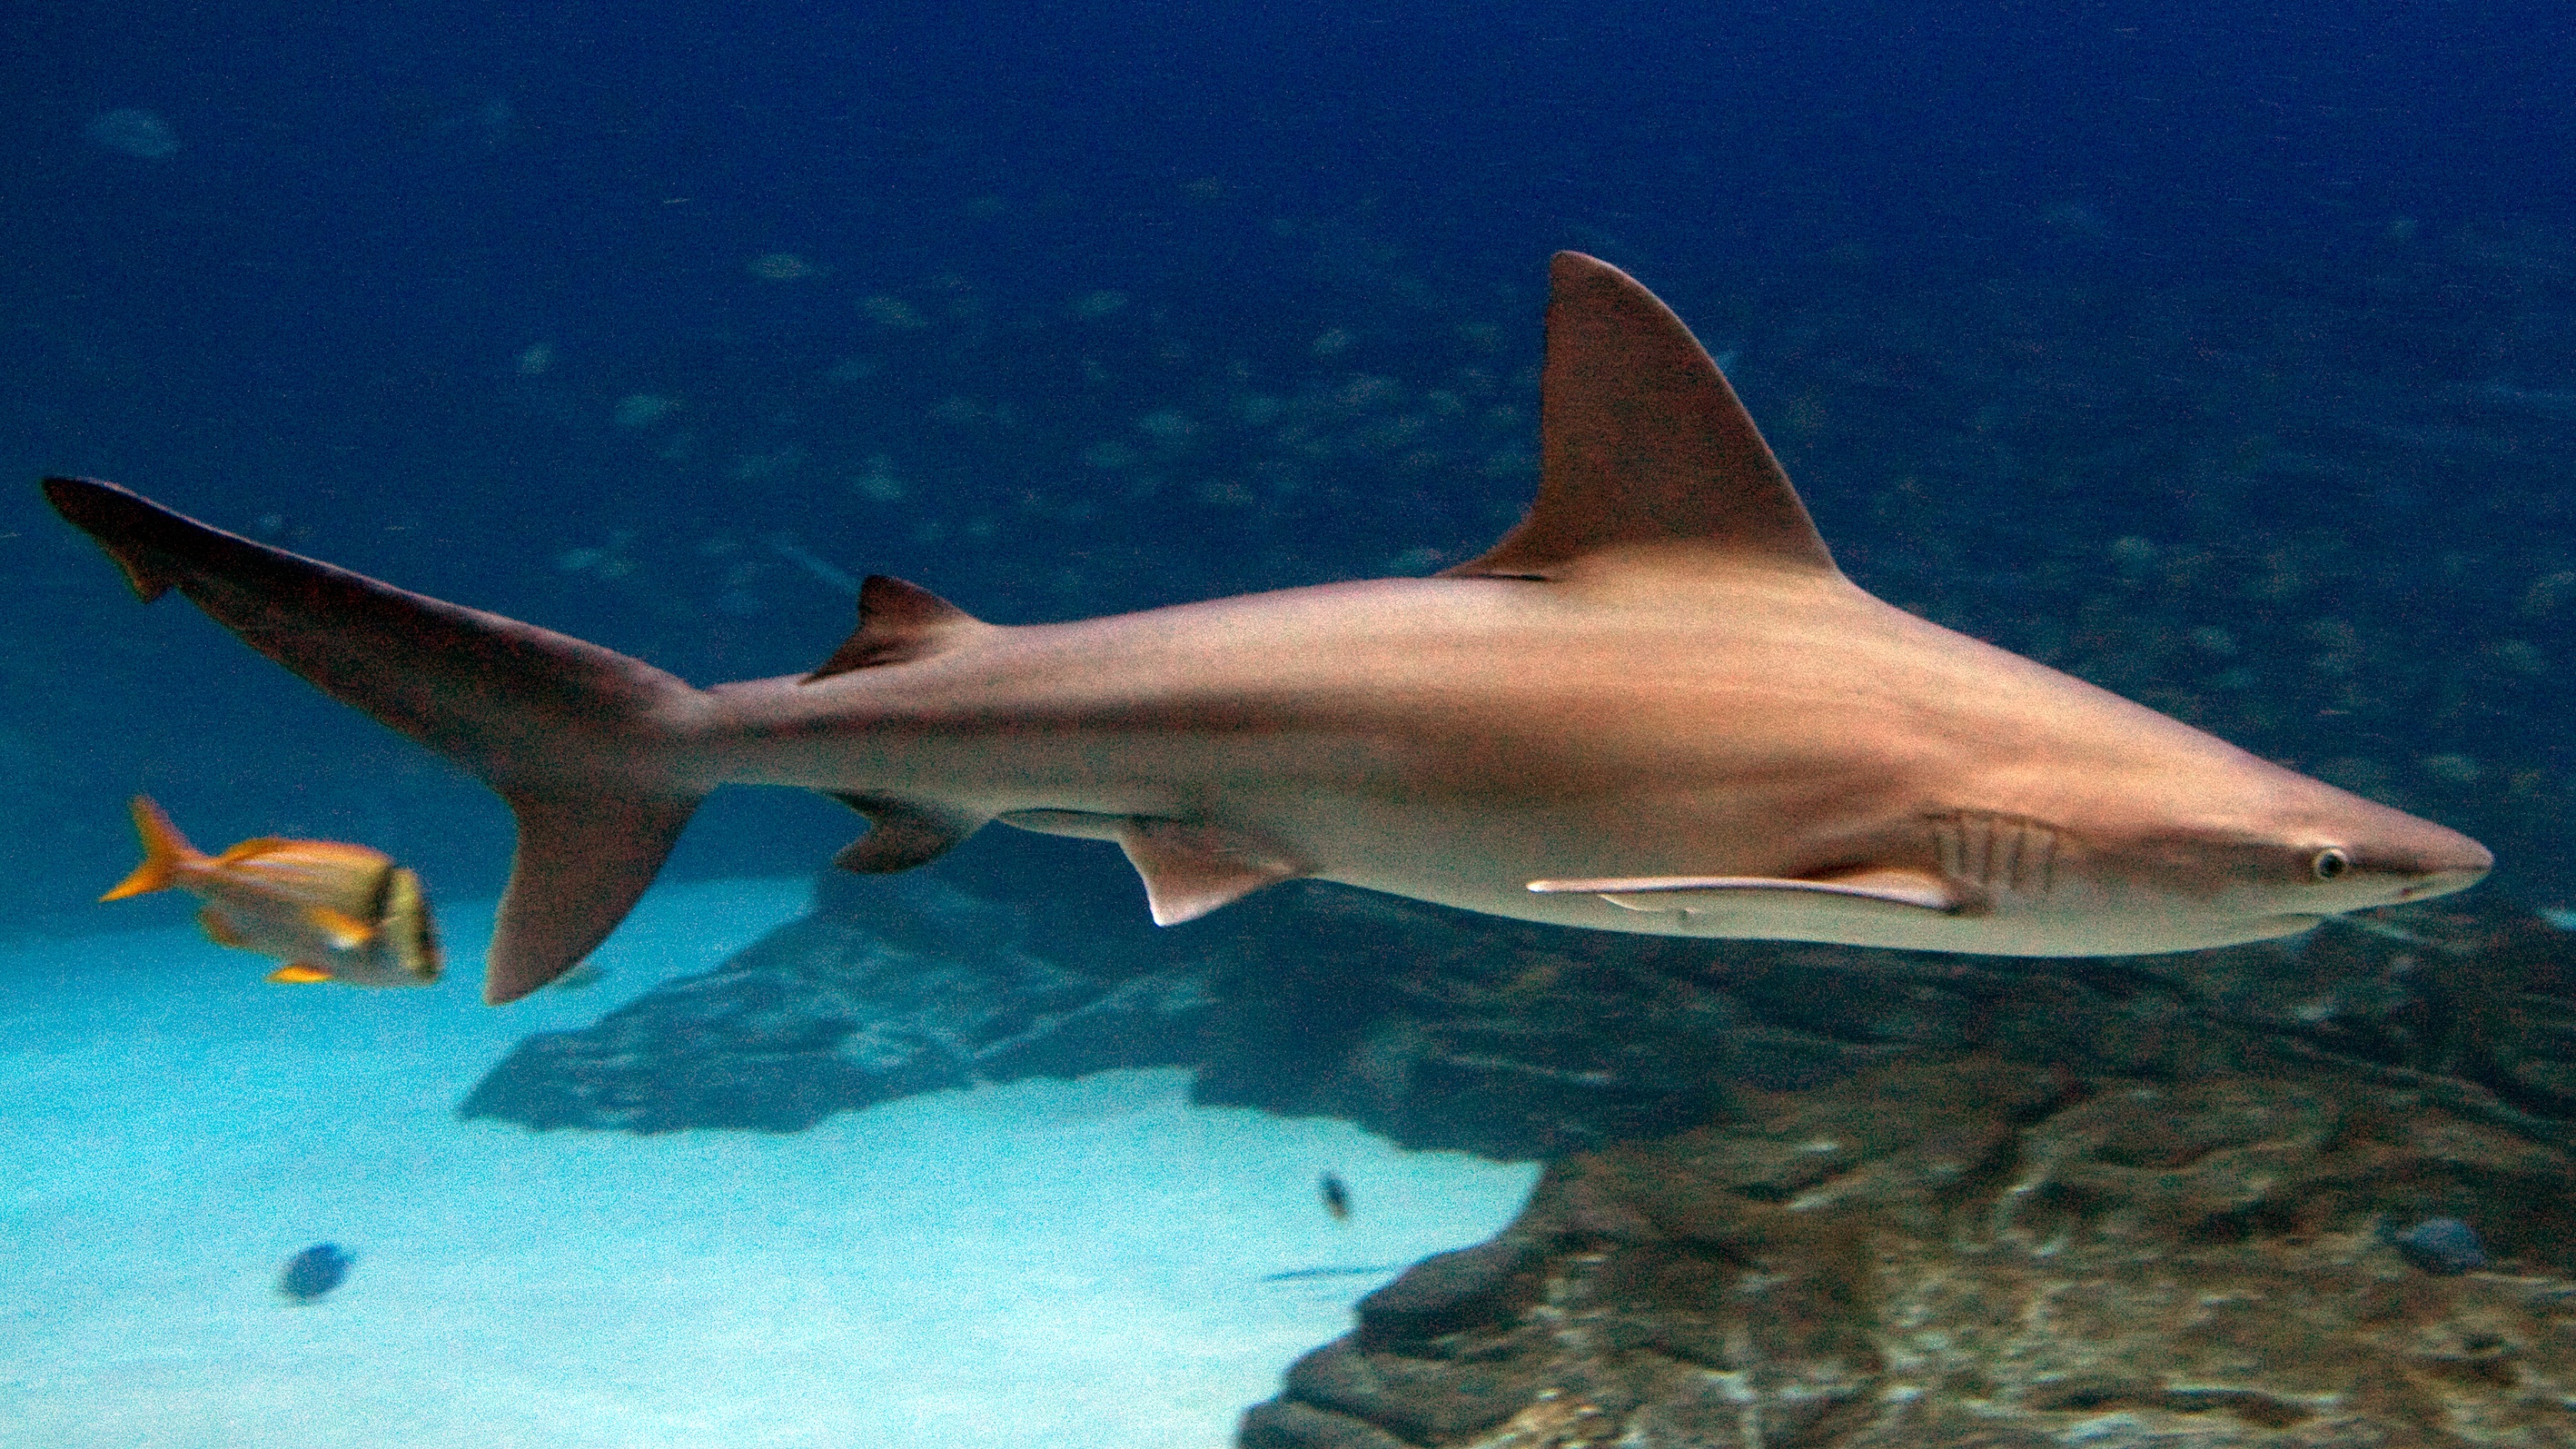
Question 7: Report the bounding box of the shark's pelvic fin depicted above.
[1530,868,1969,915]
[1445,252,1838,583]
[804,574,989,682]
[825,792,994,872]
[1115,818,1304,926]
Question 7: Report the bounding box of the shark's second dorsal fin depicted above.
[804,575,987,683]
[1443,253,1838,582]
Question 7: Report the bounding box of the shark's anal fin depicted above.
[267,964,333,984]
[1442,252,1837,582]
[1531,868,1973,916]
[803,576,988,682]
[824,792,991,873]
[1116,819,1303,926]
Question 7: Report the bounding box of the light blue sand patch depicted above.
[0,878,1540,1448]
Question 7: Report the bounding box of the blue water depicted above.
[5,1,2574,1440]
[6,1,2571,930]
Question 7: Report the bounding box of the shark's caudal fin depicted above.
[43,477,707,1004]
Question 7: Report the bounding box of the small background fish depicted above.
[275,1243,353,1304]
[101,797,440,988]
[1320,1172,1351,1221]
[2389,1216,2490,1275]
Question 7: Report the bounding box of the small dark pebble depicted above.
[2391,1217,2487,1275]
[276,1242,355,1303]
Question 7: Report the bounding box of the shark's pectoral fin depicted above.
[996,809,1130,841]
[825,792,992,872]
[1530,868,1973,916]
[1115,818,1304,926]
[1806,868,1976,911]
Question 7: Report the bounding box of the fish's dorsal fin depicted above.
[1443,253,1838,583]
[213,837,294,864]
[803,575,987,683]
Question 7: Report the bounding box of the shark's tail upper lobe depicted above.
[44,477,708,1003]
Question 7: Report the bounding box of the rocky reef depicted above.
[464,863,2576,1162]
[459,858,2576,1444]
[1237,1055,2576,1447]
[457,864,1201,1133]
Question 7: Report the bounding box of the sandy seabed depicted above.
[0,879,1540,1448]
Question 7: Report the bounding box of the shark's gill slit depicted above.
[1934,814,2061,900]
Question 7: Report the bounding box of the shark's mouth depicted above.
[2397,872,2489,902]
[2254,913,2330,938]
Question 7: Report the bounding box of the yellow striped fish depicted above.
[101,796,440,988]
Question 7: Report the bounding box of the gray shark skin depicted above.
[44,253,2492,1004]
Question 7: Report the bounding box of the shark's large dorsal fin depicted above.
[803,575,988,683]
[1444,253,1838,582]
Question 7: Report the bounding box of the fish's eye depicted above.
[2311,848,2350,881]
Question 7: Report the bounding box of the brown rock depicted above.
[1240,1056,2576,1447]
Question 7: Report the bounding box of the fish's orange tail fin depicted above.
[102,795,203,901]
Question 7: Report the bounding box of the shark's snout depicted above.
[2389,825,2492,903]
[2397,862,2492,903]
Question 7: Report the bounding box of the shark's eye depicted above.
[2312,848,2350,881]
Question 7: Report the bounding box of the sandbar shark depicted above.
[44,253,2491,1004]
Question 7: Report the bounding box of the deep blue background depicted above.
[5,0,2571,937]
